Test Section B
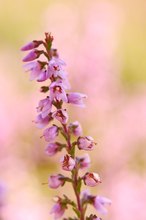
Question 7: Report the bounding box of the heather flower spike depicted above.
[21,33,111,220]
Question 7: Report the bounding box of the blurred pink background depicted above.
[0,0,146,219]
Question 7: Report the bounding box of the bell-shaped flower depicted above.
[45,142,61,156]
[37,97,52,119]
[50,198,66,219]
[50,82,67,102]
[52,109,68,124]
[61,154,75,171]
[34,114,52,129]
[93,196,112,215]
[83,172,101,187]
[67,92,87,107]
[69,121,82,136]
[24,61,48,82]
[48,174,65,189]
[47,57,66,79]
[77,136,96,151]
[43,125,58,142]
[76,154,90,169]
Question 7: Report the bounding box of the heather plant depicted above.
[21,33,111,220]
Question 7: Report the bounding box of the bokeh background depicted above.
[0,0,146,219]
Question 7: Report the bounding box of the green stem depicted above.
[72,169,84,220]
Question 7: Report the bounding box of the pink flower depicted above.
[61,154,75,171]
[47,57,66,79]
[45,142,61,156]
[52,109,68,124]
[69,121,82,136]
[48,174,65,189]
[81,189,91,201]
[21,40,42,51]
[93,196,112,215]
[34,114,52,129]
[24,61,41,79]
[24,61,49,82]
[77,136,96,150]
[50,199,66,219]
[84,172,101,187]
[67,92,87,107]
[50,82,67,102]
[37,97,52,119]
[22,50,41,62]
[43,125,58,142]
[76,154,90,169]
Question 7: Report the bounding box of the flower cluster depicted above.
[21,33,111,220]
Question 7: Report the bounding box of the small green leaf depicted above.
[72,207,81,218]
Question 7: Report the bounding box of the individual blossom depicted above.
[61,154,75,171]
[42,125,58,142]
[83,172,101,187]
[48,174,65,189]
[77,136,96,151]
[93,196,112,215]
[45,142,62,156]
[22,49,42,62]
[52,109,68,124]
[24,61,49,82]
[76,154,90,169]
[49,82,67,102]
[34,113,52,129]
[81,189,91,202]
[36,97,52,118]
[50,197,66,219]
[47,57,66,79]
[67,92,87,107]
[21,40,42,51]
[69,121,82,136]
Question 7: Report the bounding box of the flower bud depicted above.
[69,121,82,136]
[76,154,90,169]
[43,125,58,142]
[22,50,41,62]
[50,197,66,219]
[48,174,65,189]
[84,172,101,187]
[21,40,42,51]
[77,136,96,151]
[61,155,75,171]
[67,92,87,107]
[45,142,61,156]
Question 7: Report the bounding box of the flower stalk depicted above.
[21,33,111,220]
